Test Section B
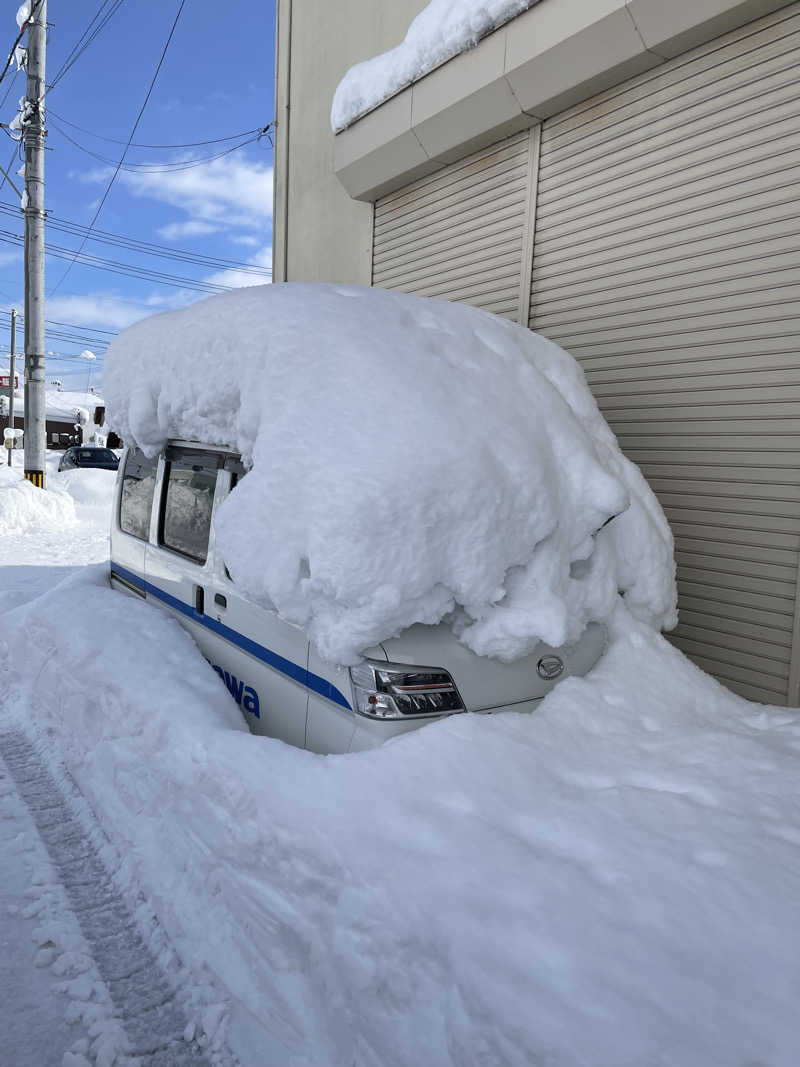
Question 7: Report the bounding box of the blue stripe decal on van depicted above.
[109,564,352,710]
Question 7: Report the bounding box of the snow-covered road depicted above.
[0,739,84,1067]
[1,730,212,1066]
[0,458,233,1066]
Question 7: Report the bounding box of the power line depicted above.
[0,307,114,345]
[0,349,105,367]
[47,0,115,88]
[0,302,117,332]
[0,0,44,95]
[0,202,272,276]
[49,0,187,297]
[0,65,21,111]
[42,316,116,336]
[0,145,19,197]
[47,0,126,92]
[0,302,117,353]
[48,108,270,150]
[0,230,234,293]
[49,117,263,172]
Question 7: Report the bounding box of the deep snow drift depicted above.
[332,0,538,132]
[104,283,676,664]
[0,460,113,540]
[3,562,800,1066]
[1,452,799,1067]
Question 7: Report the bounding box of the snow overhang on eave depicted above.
[333,0,792,202]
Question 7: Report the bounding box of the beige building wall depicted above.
[274,0,800,705]
[273,0,426,284]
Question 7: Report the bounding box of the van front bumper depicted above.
[347,697,545,752]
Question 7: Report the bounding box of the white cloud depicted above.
[78,152,272,256]
[46,291,183,332]
[119,154,272,231]
[205,245,272,289]
[157,219,220,241]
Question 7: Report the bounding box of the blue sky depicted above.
[0,0,274,389]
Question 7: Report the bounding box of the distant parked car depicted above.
[58,446,120,472]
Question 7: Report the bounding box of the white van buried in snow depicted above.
[104,284,676,754]
[109,441,609,753]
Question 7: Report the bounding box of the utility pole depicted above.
[22,0,46,489]
[7,307,16,466]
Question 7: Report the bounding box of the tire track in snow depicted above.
[0,730,213,1066]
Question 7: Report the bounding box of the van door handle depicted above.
[214,593,227,609]
[194,585,204,615]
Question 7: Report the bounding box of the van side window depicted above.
[160,451,219,564]
[119,448,158,540]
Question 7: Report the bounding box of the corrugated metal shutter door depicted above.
[373,131,531,319]
[531,4,800,704]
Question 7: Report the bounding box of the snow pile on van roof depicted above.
[104,283,676,664]
[331,0,538,132]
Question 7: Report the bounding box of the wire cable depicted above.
[47,0,126,92]
[0,0,44,96]
[47,0,115,87]
[0,231,233,294]
[0,345,106,361]
[0,306,115,340]
[0,65,21,112]
[49,0,187,297]
[0,305,118,346]
[49,117,263,172]
[0,145,19,197]
[47,108,270,150]
[0,202,271,276]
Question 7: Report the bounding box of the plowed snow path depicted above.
[0,748,79,1065]
[0,731,210,1066]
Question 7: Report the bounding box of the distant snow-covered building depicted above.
[0,384,117,448]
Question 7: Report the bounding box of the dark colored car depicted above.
[58,446,120,472]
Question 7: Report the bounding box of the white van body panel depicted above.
[199,573,311,750]
[379,621,608,712]
[110,442,609,755]
[143,455,312,750]
[305,643,389,754]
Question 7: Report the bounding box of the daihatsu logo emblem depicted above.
[537,655,564,681]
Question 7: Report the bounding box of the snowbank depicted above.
[0,462,77,536]
[332,0,538,132]
[3,569,800,1066]
[0,461,116,538]
[51,466,117,510]
[104,283,676,664]
[0,462,114,615]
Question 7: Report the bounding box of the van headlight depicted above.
[349,662,465,719]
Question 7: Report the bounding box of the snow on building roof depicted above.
[332,0,539,132]
[46,389,104,422]
[104,283,676,664]
[1,387,104,423]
